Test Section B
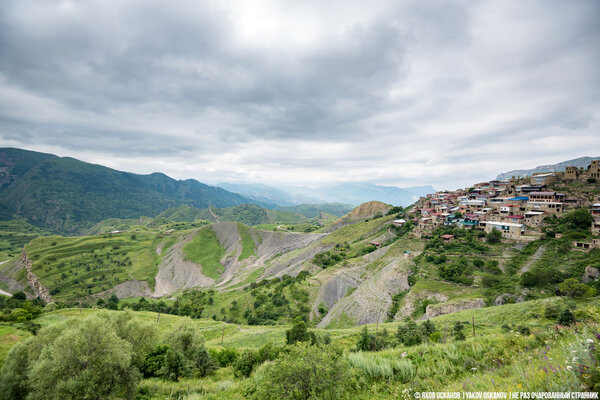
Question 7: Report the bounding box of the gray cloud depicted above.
[0,0,599,190]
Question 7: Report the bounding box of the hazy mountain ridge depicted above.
[495,156,600,180]
[219,182,435,207]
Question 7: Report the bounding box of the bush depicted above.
[251,343,354,400]
[560,209,593,231]
[141,344,169,378]
[234,350,259,378]
[211,347,239,367]
[286,316,311,345]
[453,321,466,341]
[356,326,385,351]
[517,326,531,335]
[0,311,154,400]
[487,229,502,244]
[558,278,595,298]
[163,318,216,378]
[558,308,576,326]
[396,321,423,346]
[544,304,562,319]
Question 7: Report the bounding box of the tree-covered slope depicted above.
[0,148,253,233]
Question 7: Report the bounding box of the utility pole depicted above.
[157,312,161,324]
[221,326,225,346]
[472,316,476,339]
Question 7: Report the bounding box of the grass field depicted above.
[1,296,599,399]
[182,227,225,280]
[236,223,256,261]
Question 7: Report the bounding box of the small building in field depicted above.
[440,234,455,242]
[573,239,600,251]
[393,219,406,227]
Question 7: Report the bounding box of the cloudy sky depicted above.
[0,0,598,190]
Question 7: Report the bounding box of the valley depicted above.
[0,153,599,399]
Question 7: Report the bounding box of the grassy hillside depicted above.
[1,297,598,398]
[24,232,160,300]
[182,228,225,280]
[0,220,48,261]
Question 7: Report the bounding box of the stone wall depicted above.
[21,249,53,303]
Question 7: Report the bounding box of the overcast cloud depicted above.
[0,0,598,190]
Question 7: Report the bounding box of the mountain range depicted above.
[0,148,253,233]
[0,148,430,234]
[218,182,435,207]
[495,156,600,180]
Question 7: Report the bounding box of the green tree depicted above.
[252,343,354,400]
[561,209,593,231]
[396,320,423,346]
[12,291,26,301]
[106,294,119,310]
[487,229,502,244]
[27,316,138,400]
[558,308,576,326]
[286,316,310,345]
[558,278,595,299]
[233,350,258,378]
[453,321,466,341]
[356,326,383,351]
[0,341,30,400]
[160,348,187,382]
[164,318,216,378]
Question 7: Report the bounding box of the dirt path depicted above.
[520,245,546,274]
[208,207,220,222]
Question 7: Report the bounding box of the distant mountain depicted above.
[496,156,600,180]
[217,182,321,206]
[219,182,435,207]
[0,148,254,233]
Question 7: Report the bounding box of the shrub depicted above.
[487,229,502,244]
[141,344,169,378]
[252,343,354,400]
[286,316,311,345]
[164,318,216,378]
[211,347,239,367]
[517,326,531,335]
[558,278,595,299]
[453,321,466,341]
[429,331,442,343]
[356,326,385,351]
[558,309,576,326]
[544,304,562,319]
[396,321,423,346]
[234,350,258,378]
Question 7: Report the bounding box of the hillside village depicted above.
[408,159,600,247]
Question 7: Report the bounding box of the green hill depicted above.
[0,148,254,234]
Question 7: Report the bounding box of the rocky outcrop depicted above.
[317,255,412,327]
[92,279,152,299]
[582,266,600,284]
[153,230,214,297]
[494,293,515,306]
[396,292,449,319]
[425,298,485,318]
[21,249,53,303]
